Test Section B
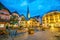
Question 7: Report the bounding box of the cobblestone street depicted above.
[13,30,59,40]
[0,30,60,40]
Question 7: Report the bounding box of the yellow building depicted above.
[42,11,60,31]
[27,18,40,27]
[19,15,27,27]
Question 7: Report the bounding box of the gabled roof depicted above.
[0,3,5,10]
[12,11,20,15]
[34,15,40,18]
[0,3,11,14]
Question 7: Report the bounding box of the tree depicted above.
[10,14,19,25]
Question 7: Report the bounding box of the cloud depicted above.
[38,5,43,9]
[20,1,27,6]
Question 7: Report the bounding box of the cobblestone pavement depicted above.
[14,30,58,40]
[0,30,59,40]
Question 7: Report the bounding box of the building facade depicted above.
[0,3,10,30]
[42,11,60,29]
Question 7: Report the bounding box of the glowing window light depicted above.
[50,24,55,32]
[0,24,4,28]
[27,21,31,24]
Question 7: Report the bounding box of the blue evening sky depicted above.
[0,0,60,17]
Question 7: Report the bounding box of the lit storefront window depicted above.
[0,24,4,28]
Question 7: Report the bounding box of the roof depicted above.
[0,3,11,14]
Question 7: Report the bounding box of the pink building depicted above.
[0,3,10,31]
[0,9,10,21]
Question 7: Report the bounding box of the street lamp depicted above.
[27,21,30,24]
[27,20,32,27]
[51,24,54,30]
[50,24,55,32]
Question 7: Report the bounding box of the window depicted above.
[0,24,4,28]
[1,16,5,19]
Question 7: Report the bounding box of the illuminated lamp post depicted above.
[27,20,31,27]
[50,24,55,32]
